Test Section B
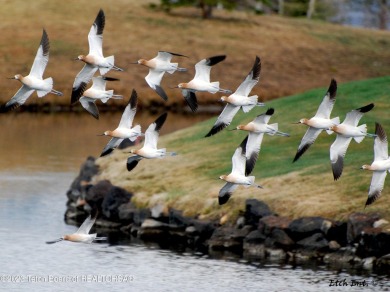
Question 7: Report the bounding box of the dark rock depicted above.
[132,208,152,226]
[356,229,390,258]
[347,212,380,244]
[150,204,168,222]
[101,186,133,221]
[287,217,332,241]
[243,242,266,259]
[244,230,267,244]
[296,233,329,251]
[169,208,192,228]
[259,215,292,236]
[189,219,216,239]
[66,156,99,203]
[327,221,348,246]
[244,199,273,226]
[265,229,294,249]
[208,226,250,251]
[118,202,137,222]
[85,180,113,212]
[328,240,341,251]
[138,219,169,241]
[377,253,390,270]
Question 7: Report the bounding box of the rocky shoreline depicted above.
[65,157,390,274]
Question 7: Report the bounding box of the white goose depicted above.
[205,56,264,137]
[361,122,390,207]
[218,138,262,205]
[71,9,123,104]
[126,112,176,172]
[293,79,339,162]
[133,51,188,101]
[99,89,142,157]
[46,214,107,244]
[1,29,63,112]
[176,55,231,112]
[330,103,375,180]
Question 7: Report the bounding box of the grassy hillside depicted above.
[0,0,390,110]
[95,76,390,224]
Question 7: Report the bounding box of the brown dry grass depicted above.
[0,0,390,109]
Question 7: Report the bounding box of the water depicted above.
[0,113,389,291]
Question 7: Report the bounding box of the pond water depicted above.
[0,112,388,291]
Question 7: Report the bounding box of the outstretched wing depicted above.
[100,137,122,157]
[127,155,143,172]
[330,135,352,181]
[118,89,138,129]
[342,103,374,127]
[194,55,225,83]
[30,29,50,78]
[79,97,99,119]
[0,86,35,112]
[374,123,388,161]
[293,127,323,162]
[75,215,96,235]
[218,182,238,205]
[245,132,265,176]
[314,79,337,119]
[181,89,198,112]
[205,104,240,137]
[366,171,387,206]
[234,56,261,97]
[88,9,105,56]
[144,112,168,149]
[71,64,98,104]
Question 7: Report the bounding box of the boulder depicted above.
[296,233,329,251]
[244,199,274,226]
[66,156,99,202]
[169,208,192,228]
[356,229,390,258]
[244,230,267,244]
[265,229,294,249]
[259,215,292,236]
[208,226,251,251]
[118,202,137,223]
[101,186,133,221]
[85,180,113,212]
[132,208,152,226]
[347,212,381,244]
[287,217,332,241]
[326,221,348,246]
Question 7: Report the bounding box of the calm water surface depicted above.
[0,113,388,291]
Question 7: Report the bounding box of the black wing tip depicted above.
[41,28,50,56]
[206,55,226,66]
[155,85,169,101]
[239,135,249,155]
[205,123,227,137]
[328,78,337,99]
[245,153,258,176]
[126,157,140,172]
[251,56,261,80]
[357,103,374,113]
[218,193,231,205]
[161,51,189,58]
[129,89,138,108]
[102,76,120,82]
[0,102,19,113]
[332,156,344,181]
[184,91,198,112]
[95,8,105,35]
[154,112,168,132]
[365,191,381,207]
[293,143,311,163]
[375,122,387,142]
[265,108,275,116]
[71,83,87,104]
[100,148,113,157]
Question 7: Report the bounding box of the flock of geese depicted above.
[1,9,388,243]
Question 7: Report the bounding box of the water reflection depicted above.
[0,111,212,172]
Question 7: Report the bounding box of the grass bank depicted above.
[94,76,390,224]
